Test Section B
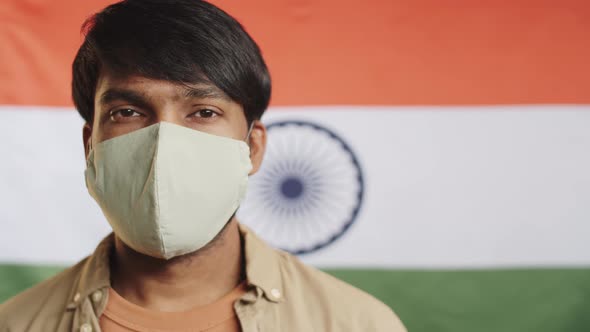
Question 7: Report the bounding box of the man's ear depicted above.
[247,120,267,175]
[83,123,92,159]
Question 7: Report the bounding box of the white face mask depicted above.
[85,122,253,259]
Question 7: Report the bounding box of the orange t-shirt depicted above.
[99,282,247,332]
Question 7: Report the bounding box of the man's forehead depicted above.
[96,72,231,103]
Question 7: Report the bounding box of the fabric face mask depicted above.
[85,122,253,259]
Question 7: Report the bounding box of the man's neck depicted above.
[110,219,244,312]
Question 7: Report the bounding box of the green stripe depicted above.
[2,265,589,331]
[0,264,63,303]
[326,268,590,332]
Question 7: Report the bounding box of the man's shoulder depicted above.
[276,250,407,331]
[0,258,87,330]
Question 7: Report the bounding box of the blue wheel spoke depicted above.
[240,120,364,255]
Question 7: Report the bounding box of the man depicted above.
[0,0,406,331]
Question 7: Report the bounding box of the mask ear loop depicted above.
[85,137,94,165]
[245,122,255,141]
[245,122,255,158]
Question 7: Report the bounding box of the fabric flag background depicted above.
[1,0,590,331]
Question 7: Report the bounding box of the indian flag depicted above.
[1,0,589,331]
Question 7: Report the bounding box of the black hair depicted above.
[72,0,271,125]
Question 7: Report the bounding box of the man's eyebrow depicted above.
[99,88,151,108]
[183,85,231,101]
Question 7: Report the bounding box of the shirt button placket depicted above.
[91,290,103,303]
[270,288,281,299]
[79,322,93,332]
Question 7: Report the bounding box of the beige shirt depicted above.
[0,224,406,332]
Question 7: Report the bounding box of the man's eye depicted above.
[110,109,142,121]
[193,109,218,118]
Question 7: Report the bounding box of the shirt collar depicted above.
[74,223,284,306]
[75,233,113,302]
[239,223,284,303]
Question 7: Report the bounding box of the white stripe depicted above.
[0,105,589,267]
[0,107,109,265]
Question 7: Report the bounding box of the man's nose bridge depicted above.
[153,104,184,126]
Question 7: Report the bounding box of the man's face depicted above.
[83,70,267,174]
